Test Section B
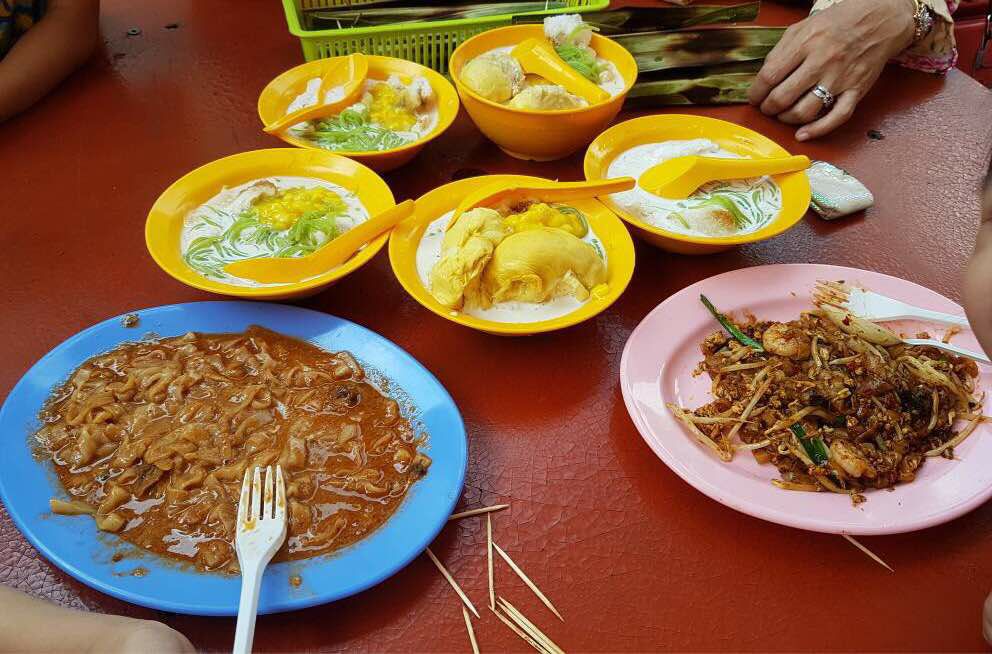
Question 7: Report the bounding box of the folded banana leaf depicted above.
[304,0,535,7]
[615,27,784,73]
[306,1,570,28]
[627,60,762,105]
[512,2,761,34]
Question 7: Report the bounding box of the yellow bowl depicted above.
[449,26,637,162]
[388,174,636,336]
[146,148,395,301]
[584,114,812,255]
[257,55,459,173]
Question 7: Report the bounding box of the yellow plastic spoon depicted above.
[225,199,415,284]
[510,38,609,105]
[263,53,368,134]
[445,177,635,232]
[640,154,811,200]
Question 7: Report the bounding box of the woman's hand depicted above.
[748,0,917,141]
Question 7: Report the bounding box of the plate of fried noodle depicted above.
[620,264,992,535]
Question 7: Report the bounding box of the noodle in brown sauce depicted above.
[36,327,431,573]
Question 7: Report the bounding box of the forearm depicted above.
[811,0,957,72]
[0,0,100,122]
[0,585,128,653]
[965,182,992,357]
[0,585,194,653]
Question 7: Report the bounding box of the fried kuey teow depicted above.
[670,295,985,504]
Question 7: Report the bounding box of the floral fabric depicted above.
[811,0,959,73]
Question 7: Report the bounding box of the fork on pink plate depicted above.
[814,280,969,327]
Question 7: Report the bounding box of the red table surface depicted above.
[2,1,992,652]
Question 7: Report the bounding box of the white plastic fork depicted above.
[899,337,992,364]
[814,280,970,328]
[233,465,287,654]
[813,288,991,365]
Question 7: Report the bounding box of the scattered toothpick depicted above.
[498,597,565,654]
[842,534,893,572]
[449,504,510,521]
[428,502,567,652]
[490,606,544,653]
[425,547,480,618]
[493,543,562,621]
[487,513,496,611]
[462,606,480,654]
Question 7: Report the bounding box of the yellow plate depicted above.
[146,148,395,300]
[388,174,636,336]
[449,26,637,162]
[584,114,812,254]
[258,55,460,173]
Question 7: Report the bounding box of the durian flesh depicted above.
[507,84,586,110]
[429,208,508,310]
[481,226,606,306]
[428,207,607,312]
[461,53,524,103]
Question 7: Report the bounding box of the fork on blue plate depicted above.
[233,466,287,654]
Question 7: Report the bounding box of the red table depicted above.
[2,1,992,651]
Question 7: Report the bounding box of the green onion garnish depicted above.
[790,424,829,466]
[700,294,764,352]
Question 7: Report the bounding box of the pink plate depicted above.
[620,264,992,535]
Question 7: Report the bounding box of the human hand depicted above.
[104,619,196,654]
[985,587,992,646]
[0,584,195,654]
[748,0,917,141]
[964,174,992,358]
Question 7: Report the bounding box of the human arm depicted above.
[748,0,956,141]
[0,584,194,653]
[964,166,992,359]
[0,0,100,123]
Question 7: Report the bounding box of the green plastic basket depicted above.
[281,0,610,73]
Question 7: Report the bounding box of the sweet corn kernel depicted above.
[502,203,587,238]
[368,84,417,131]
[253,187,346,230]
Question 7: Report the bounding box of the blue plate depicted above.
[0,302,467,616]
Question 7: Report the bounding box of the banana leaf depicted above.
[627,60,762,106]
[512,3,761,34]
[304,0,535,8]
[614,26,784,73]
[306,1,570,28]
